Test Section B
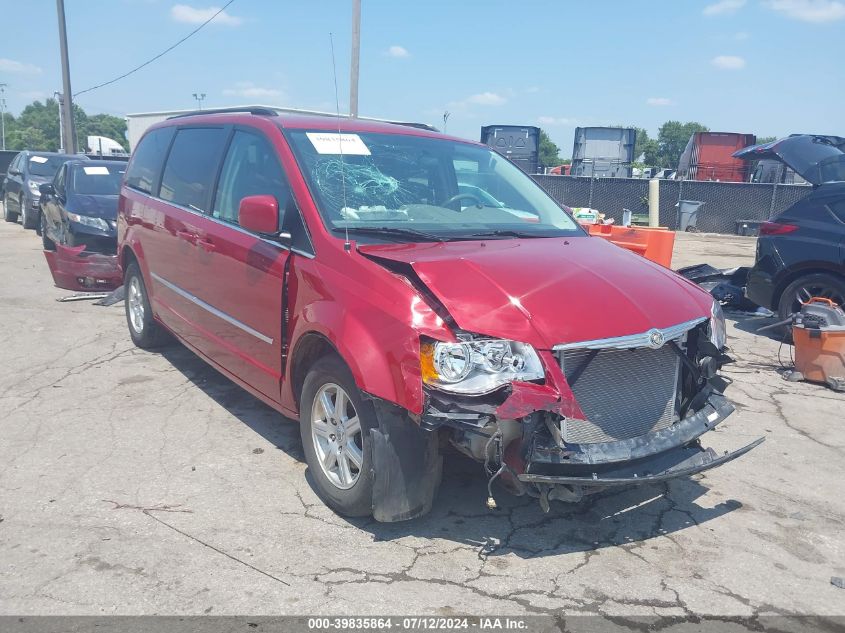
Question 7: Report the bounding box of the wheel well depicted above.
[290,332,342,409]
[773,267,845,308]
[121,246,138,277]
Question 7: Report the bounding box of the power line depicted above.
[74,0,237,98]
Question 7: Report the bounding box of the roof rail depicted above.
[167,106,279,120]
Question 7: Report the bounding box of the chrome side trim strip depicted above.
[553,317,707,352]
[151,272,274,345]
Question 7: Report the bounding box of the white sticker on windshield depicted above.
[83,166,110,176]
[30,156,48,163]
[306,132,371,156]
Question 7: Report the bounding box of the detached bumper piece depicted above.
[521,393,763,489]
[43,244,122,292]
[519,437,763,487]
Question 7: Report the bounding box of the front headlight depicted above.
[421,338,544,395]
[67,212,109,231]
[709,300,727,350]
[28,181,41,195]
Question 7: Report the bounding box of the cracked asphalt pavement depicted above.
[0,216,843,617]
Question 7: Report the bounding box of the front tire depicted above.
[300,356,374,517]
[124,261,171,349]
[21,201,38,230]
[3,194,19,223]
[41,214,55,250]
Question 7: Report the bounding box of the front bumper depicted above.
[43,243,122,291]
[521,391,763,486]
[520,437,763,487]
[69,222,117,254]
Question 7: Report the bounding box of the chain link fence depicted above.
[532,175,814,234]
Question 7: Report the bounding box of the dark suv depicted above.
[737,136,845,319]
[3,151,85,229]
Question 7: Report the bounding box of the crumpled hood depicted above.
[67,194,119,220]
[358,236,713,349]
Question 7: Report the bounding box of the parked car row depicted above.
[2,151,123,255]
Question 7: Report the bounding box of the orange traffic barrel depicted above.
[583,223,675,268]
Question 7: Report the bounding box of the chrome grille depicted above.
[559,345,680,444]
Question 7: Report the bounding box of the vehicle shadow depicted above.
[728,310,784,342]
[158,344,742,559]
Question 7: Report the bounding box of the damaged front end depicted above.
[421,315,763,512]
[43,244,122,292]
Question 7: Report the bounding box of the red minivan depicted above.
[118,108,761,521]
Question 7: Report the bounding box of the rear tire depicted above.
[124,261,171,349]
[777,273,845,339]
[3,194,18,223]
[300,356,375,517]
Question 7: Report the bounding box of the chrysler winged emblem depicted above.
[647,328,665,349]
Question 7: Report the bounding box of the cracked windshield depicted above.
[288,130,582,241]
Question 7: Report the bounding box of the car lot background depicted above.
[0,205,843,616]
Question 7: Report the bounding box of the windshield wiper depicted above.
[331,226,447,242]
[460,229,552,239]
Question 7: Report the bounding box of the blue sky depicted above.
[1,0,843,156]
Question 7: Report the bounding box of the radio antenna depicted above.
[329,32,351,252]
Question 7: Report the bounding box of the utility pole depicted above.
[0,83,7,151]
[55,92,65,153]
[56,0,77,153]
[192,93,206,110]
[442,111,450,134]
[349,0,361,117]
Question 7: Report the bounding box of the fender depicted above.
[283,255,454,416]
[119,225,151,284]
[286,299,427,415]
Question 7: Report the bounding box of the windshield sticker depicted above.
[30,156,49,163]
[83,166,111,176]
[306,132,371,156]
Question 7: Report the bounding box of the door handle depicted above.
[176,230,197,244]
[196,238,217,253]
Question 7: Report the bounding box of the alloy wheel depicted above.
[127,276,145,334]
[310,383,364,490]
[790,283,845,313]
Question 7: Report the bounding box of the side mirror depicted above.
[39,183,55,197]
[239,194,280,235]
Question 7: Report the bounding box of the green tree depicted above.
[80,113,129,151]
[538,129,563,168]
[654,120,710,169]
[1,99,128,152]
[756,135,777,145]
[6,126,49,151]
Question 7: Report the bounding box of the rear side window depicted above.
[126,127,174,194]
[160,127,228,212]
